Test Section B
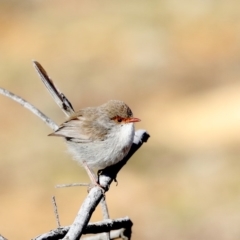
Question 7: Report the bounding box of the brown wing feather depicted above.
[49,109,108,142]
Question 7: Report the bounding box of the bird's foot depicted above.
[87,181,106,193]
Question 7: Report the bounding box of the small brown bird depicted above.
[33,61,140,185]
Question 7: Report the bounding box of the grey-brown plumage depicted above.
[49,100,140,169]
[32,60,140,184]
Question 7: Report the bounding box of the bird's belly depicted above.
[66,123,135,169]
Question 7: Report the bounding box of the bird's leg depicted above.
[82,161,97,183]
[83,161,105,190]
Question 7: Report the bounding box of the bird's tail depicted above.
[32,60,75,117]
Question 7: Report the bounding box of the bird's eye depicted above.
[111,116,123,123]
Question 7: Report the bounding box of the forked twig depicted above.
[32,130,148,240]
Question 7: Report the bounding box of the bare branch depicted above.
[99,197,110,240]
[83,229,131,240]
[0,234,8,240]
[56,183,90,188]
[62,130,149,240]
[0,87,58,131]
[52,196,61,228]
[63,187,103,240]
[33,217,133,240]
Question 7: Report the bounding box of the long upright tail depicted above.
[32,61,75,117]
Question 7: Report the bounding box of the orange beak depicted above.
[126,117,141,123]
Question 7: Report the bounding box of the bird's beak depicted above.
[127,117,141,123]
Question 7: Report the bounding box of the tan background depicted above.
[1,1,240,239]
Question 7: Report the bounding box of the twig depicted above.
[100,197,110,240]
[56,185,110,239]
[52,196,61,228]
[56,183,90,188]
[0,87,58,131]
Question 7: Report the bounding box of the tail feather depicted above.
[32,60,75,116]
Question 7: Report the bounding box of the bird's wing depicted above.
[49,113,108,142]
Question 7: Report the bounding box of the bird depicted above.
[32,61,140,185]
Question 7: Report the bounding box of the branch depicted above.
[0,234,8,240]
[99,197,110,240]
[0,87,58,131]
[61,130,150,240]
[33,217,133,240]
[52,196,61,228]
[84,229,131,240]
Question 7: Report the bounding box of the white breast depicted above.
[115,123,135,150]
[66,123,135,169]
[106,122,135,162]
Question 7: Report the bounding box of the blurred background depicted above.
[1,0,240,239]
